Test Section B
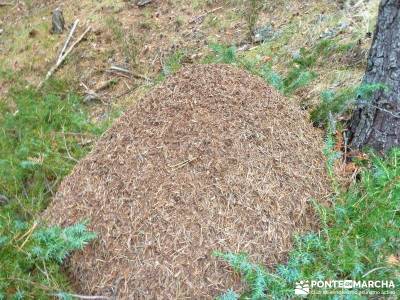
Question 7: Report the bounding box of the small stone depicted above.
[252,24,275,43]
[84,91,100,103]
[136,0,152,7]
[320,21,350,39]
[0,194,9,206]
[291,50,301,60]
[237,44,251,52]
[320,29,336,39]
[338,21,349,31]
[51,8,65,34]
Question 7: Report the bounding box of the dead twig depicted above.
[62,128,79,162]
[51,293,112,300]
[38,26,91,90]
[108,65,149,81]
[362,267,389,278]
[109,65,132,75]
[18,222,38,250]
[106,70,132,80]
[58,19,79,63]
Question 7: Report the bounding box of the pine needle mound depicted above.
[43,64,330,298]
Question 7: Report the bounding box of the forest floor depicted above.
[2,0,399,299]
[1,0,378,118]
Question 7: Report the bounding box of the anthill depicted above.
[43,64,330,299]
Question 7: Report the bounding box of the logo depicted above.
[294,279,396,296]
[295,281,310,295]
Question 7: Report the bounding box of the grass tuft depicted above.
[311,83,388,127]
[0,78,107,298]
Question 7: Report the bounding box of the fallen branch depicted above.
[105,69,132,80]
[109,65,132,75]
[0,2,14,6]
[58,19,79,63]
[38,26,91,90]
[107,65,149,81]
[51,293,112,300]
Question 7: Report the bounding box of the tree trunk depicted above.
[349,0,400,153]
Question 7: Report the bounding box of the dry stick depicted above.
[14,221,37,242]
[109,65,131,75]
[108,65,149,81]
[18,222,38,250]
[51,294,112,300]
[37,26,91,90]
[362,267,388,278]
[62,128,79,162]
[0,2,14,6]
[58,19,79,63]
[106,70,132,80]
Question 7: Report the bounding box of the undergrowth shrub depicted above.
[282,68,316,96]
[0,84,105,216]
[216,288,239,300]
[279,40,339,96]
[0,79,107,298]
[163,50,186,76]
[0,220,96,298]
[156,50,187,82]
[311,83,388,127]
[206,40,341,96]
[215,148,400,298]
[260,65,284,92]
[209,44,237,64]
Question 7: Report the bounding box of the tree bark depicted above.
[349,0,400,153]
